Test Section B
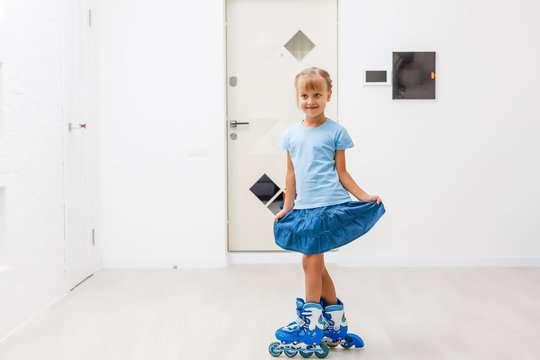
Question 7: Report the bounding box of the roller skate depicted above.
[320,297,365,349]
[268,298,330,358]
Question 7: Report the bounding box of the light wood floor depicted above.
[1,265,539,360]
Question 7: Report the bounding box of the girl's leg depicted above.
[321,254,338,305]
[302,254,323,303]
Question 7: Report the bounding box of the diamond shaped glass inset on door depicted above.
[284,30,315,61]
[249,173,280,204]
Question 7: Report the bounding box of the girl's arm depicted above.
[282,151,296,211]
[335,149,370,201]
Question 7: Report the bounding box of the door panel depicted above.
[64,0,99,288]
[226,0,337,251]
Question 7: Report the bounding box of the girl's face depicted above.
[297,80,332,119]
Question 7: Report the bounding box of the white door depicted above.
[64,0,99,289]
[226,0,338,251]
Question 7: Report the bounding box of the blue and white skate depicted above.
[269,298,330,358]
[320,297,365,349]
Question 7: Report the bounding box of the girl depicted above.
[268,67,386,358]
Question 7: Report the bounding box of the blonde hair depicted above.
[294,67,333,106]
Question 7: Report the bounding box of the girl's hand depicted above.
[364,195,382,204]
[274,208,292,223]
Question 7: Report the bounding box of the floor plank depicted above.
[1,265,539,359]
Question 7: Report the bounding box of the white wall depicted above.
[93,0,228,268]
[337,0,540,265]
[0,0,66,342]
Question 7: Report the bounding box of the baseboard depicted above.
[102,257,228,269]
[101,256,540,268]
[338,256,540,267]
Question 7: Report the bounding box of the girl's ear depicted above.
[327,89,332,101]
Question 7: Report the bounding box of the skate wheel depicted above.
[314,344,329,359]
[284,349,298,357]
[299,350,313,358]
[269,342,283,357]
[341,336,354,349]
[342,334,364,349]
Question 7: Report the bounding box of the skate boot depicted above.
[268,298,330,358]
[320,297,365,349]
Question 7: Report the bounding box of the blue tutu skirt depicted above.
[273,201,386,255]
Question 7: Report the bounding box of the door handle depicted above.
[69,123,87,131]
[229,120,250,128]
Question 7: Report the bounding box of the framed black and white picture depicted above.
[392,52,436,99]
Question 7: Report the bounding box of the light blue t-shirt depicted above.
[278,117,355,209]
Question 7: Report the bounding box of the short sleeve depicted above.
[335,127,354,150]
[278,128,289,150]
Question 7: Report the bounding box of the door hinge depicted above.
[88,9,92,27]
[92,228,95,246]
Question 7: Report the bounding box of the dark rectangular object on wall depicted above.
[392,52,436,99]
[366,70,387,83]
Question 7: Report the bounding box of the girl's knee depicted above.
[302,254,322,271]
